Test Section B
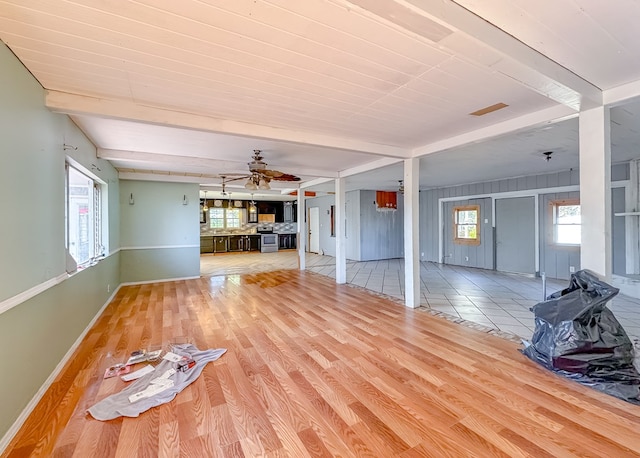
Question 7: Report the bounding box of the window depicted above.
[551,200,581,245]
[226,209,241,228]
[66,163,104,267]
[209,208,244,229]
[453,205,480,245]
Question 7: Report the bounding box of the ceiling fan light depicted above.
[245,179,257,190]
[258,178,270,190]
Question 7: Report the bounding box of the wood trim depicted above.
[453,204,481,246]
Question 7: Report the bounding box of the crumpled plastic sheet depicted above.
[522,269,640,404]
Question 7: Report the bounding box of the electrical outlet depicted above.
[569,266,575,273]
[107,284,111,293]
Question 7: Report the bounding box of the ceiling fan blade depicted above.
[241,151,301,182]
[268,172,301,182]
[261,169,283,178]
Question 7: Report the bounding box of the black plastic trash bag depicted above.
[522,269,640,404]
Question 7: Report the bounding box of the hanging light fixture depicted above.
[258,176,271,190]
[202,190,209,212]
[245,176,258,190]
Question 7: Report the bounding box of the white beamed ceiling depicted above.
[2,0,640,193]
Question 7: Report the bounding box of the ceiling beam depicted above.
[603,79,640,107]
[344,0,602,110]
[298,177,334,190]
[47,90,410,158]
[118,172,206,184]
[413,104,576,157]
[338,157,403,178]
[99,149,338,179]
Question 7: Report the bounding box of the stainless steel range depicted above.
[257,224,278,253]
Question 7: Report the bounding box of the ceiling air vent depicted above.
[469,102,508,116]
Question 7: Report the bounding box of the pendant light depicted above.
[202,190,209,212]
[249,193,257,215]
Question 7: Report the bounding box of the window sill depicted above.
[69,255,106,276]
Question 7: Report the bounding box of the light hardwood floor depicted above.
[4,269,640,457]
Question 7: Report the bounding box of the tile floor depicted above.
[200,251,640,342]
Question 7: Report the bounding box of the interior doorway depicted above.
[308,207,320,253]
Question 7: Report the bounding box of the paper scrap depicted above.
[121,364,155,382]
[162,352,183,362]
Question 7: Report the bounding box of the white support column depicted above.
[404,158,420,308]
[626,160,640,275]
[579,105,612,280]
[335,177,347,284]
[297,191,306,271]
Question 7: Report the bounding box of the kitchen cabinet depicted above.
[248,203,258,223]
[202,234,261,253]
[200,236,213,254]
[257,201,276,215]
[246,235,261,251]
[283,202,294,222]
[213,236,228,253]
[257,201,287,222]
[228,235,243,252]
[278,233,297,250]
[228,235,261,252]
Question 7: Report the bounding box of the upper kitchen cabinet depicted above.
[283,201,295,222]
[254,200,296,222]
[248,201,258,223]
[257,201,276,215]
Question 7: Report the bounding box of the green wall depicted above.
[0,42,121,442]
[0,39,202,445]
[0,255,119,437]
[119,180,200,282]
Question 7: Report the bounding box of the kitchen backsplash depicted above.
[201,222,297,235]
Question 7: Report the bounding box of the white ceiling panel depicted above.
[455,0,640,90]
[2,0,640,192]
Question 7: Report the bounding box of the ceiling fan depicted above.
[220,150,300,190]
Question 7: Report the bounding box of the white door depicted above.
[309,207,320,253]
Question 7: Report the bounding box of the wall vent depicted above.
[469,102,508,116]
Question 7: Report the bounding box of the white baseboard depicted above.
[120,275,201,286]
[0,285,122,455]
[0,274,202,453]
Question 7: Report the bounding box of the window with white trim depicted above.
[208,208,244,229]
[66,163,105,266]
[551,199,581,245]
